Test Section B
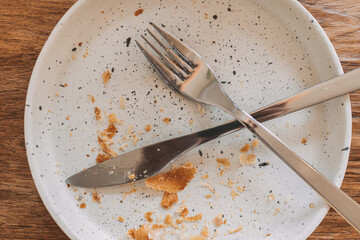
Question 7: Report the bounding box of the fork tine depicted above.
[150,22,201,65]
[136,40,182,90]
[146,29,193,74]
[141,34,190,79]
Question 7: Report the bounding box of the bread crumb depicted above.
[309,203,315,208]
[92,191,101,203]
[268,194,275,202]
[128,223,151,240]
[96,153,111,164]
[79,203,86,209]
[108,113,120,124]
[161,192,178,209]
[201,225,209,237]
[240,143,250,153]
[237,186,245,193]
[118,216,125,222]
[273,207,280,216]
[251,139,258,148]
[190,236,206,240]
[100,141,118,157]
[227,179,234,188]
[189,119,194,125]
[144,212,154,222]
[197,104,205,115]
[145,163,196,193]
[89,94,95,103]
[239,153,256,166]
[176,205,189,217]
[228,224,242,234]
[184,213,202,222]
[205,195,213,199]
[134,8,144,16]
[201,174,209,179]
[301,138,307,144]
[66,115,70,120]
[71,54,76,60]
[266,233,272,237]
[213,214,223,227]
[216,158,230,169]
[55,92,60,97]
[162,117,171,125]
[128,173,136,180]
[100,124,117,139]
[119,97,126,109]
[144,124,152,132]
[199,182,220,198]
[94,107,102,121]
[123,188,137,199]
[230,189,239,200]
[102,69,111,84]
[204,13,208,19]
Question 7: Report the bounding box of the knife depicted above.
[66,68,360,188]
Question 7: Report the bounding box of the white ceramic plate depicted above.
[25,0,352,239]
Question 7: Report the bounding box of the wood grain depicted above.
[0,0,359,239]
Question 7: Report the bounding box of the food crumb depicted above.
[230,189,239,200]
[189,119,194,125]
[301,138,307,144]
[92,191,101,203]
[268,193,275,202]
[216,158,230,170]
[119,97,126,109]
[94,107,102,121]
[79,203,86,209]
[118,216,125,222]
[240,143,250,153]
[184,213,202,222]
[134,8,144,16]
[65,115,70,120]
[89,94,95,103]
[228,224,243,234]
[96,153,111,164]
[161,192,178,209]
[205,195,213,199]
[144,124,152,132]
[144,212,154,222]
[309,203,315,208]
[108,113,120,124]
[227,179,234,188]
[162,117,171,125]
[239,153,256,166]
[128,173,136,180]
[201,174,209,179]
[266,233,272,237]
[102,70,111,84]
[273,207,280,216]
[199,182,220,198]
[197,104,205,115]
[146,163,196,193]
[201,225,209,237]
[251,139,259,147]
[190,236,206,240]
[204,13,208,19]
[213,214,223,227]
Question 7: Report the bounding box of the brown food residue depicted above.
[230,189,239,200]
[240,143,250,153]
[118,216,125,222]
[301,138,308,144]
[100,141,118,157]
[119,97,126,109]
[92,191,101,203]
[251,139,259,147]
[94,107,102,121]
[201,225,209,237]
[184,213,202,222]
[134,8,144,16]
[123,188,137,199]
[66,115,70,120]
[144,212,153,222]
[213,214,223,227]
[144,124,152,132]
[96,153,111,164]
[100,124,117,139]
[161,192,178,209]
[228,224,243,234]
[216,158,231,170]
[240,153,256,166]
[201,174,209,179]
[190,237,206,240]
[102,69,111,84]
[145,163,196,193]
[79,203,86,209]
[162,117,171,125]
[108,113,119,124]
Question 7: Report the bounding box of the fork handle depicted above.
[229,107,360,232]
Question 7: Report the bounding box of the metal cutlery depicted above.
[135,23,360,231]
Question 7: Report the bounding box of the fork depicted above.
[136,23,360,231]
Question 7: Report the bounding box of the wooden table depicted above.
[0,0,359,239]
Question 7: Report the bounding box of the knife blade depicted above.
[66,68,360,188]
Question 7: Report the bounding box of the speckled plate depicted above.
[25,0,352,239]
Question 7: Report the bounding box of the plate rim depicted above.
[24,0,352,239]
